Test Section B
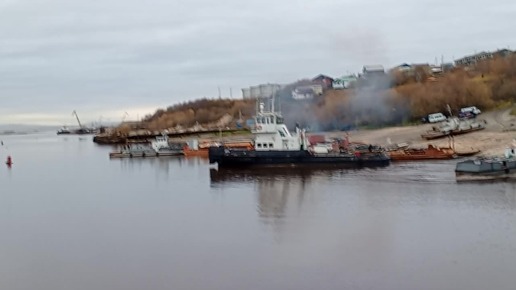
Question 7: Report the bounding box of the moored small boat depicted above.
[421,117,485,140]
[109,144,157,158]
[109,134,183,158]
[57,126,71,135]
[455,148,516,181]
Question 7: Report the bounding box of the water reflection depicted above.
[210,164,516,223]
[210,167,352,221]
[209,167,331,184]
[115,156,178,173]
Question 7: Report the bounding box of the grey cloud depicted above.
[0,0,515,124]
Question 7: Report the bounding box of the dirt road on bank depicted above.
[332,107,516,156]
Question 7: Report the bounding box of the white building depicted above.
[242,88,251,99]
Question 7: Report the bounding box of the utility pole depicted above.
[218,86,221,99]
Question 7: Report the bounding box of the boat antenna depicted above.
[277,89,281,114]
[271,88,275,113]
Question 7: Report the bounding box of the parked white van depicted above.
[427,112,447,123]
[460,106,481,115]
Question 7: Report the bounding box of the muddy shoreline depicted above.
[338,108,516,157]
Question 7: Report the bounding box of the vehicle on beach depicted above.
[423,112,447,123]
[458,106,481,119]
[458,111,476,119]
[460,106,481,115]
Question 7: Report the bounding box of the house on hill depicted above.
[363,65,385,76]
[455,51,493,67]
[359,65,390,88]
[332,75,358,89]
[291,84,323,100]
[312,74,334,89]
[390,63,431,74]
[494,49,513,57]
[455,49,514,67]
[391,63,412,73]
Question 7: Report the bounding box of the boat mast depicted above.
[271,88,275,114]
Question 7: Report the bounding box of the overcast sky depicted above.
[0,0,515,125]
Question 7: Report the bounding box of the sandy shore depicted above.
[330,108,516,157]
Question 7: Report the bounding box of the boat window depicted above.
[278,130,285,137]
[257,143,262,148]
[269,143,273,148]
[263,143,268,148]
[277,117,284,124]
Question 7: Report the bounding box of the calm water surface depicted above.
[1,132,516,290]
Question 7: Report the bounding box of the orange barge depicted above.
[388,144,458,161]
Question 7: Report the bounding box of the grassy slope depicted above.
[124,55,516,131]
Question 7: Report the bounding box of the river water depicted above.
[1,132,516,290]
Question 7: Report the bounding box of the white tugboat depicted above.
[209,100,390,168]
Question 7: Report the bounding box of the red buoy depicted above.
[6,155,12,167]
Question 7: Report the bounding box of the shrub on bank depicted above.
[127,55,516,131]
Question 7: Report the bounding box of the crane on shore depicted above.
[72,110,83,129]
[72,110,91,134]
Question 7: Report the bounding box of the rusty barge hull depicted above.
[388,145,457,161]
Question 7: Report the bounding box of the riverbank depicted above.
[340,108,516,156]
[96,108,516,157]
[170,108,516,157]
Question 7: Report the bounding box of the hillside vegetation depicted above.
[131,54,516,132]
